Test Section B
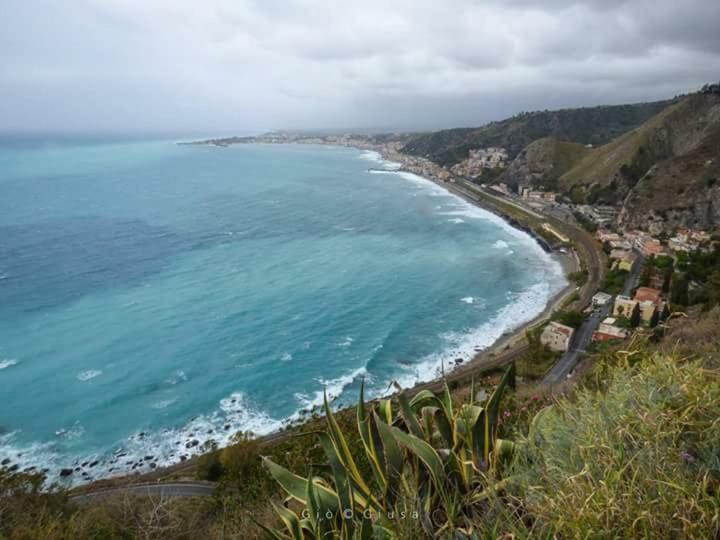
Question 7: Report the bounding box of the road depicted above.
[543,250,646,388]
[70,481,217,503]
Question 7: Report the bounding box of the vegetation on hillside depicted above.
[401,99,674,167]
[557,91,720,232]
[500,137,591,188]
[494,338,720,538]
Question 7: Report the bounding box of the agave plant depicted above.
[260,363,516,539]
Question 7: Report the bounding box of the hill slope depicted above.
[499,137,591,188]
[556,92,720,231]
[401,99,675,167]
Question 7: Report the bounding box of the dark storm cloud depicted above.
[0,0,718,133]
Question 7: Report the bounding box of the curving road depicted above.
[70,481,217,503]
[543,251,645,388]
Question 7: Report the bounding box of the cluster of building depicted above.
[668,229,712,253]
[591,286,667,342]
[597,228,714,260]
[575,204,620,227]
[450,147,508,178]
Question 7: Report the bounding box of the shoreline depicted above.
[70,142,595,493]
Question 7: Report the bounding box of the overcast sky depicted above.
[2,0,719,135]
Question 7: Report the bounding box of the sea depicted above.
[0,136,566,483]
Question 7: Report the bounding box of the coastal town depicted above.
[198,130,719,385]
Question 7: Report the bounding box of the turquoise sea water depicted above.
[0,137,566,483]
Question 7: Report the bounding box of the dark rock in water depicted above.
[144,455,154,461]
[149,462,157,469]
[455,358,464,364]
[115,452,127,458]
[60,468,73,477]
[9,464,19,472]
[180,455,187,461]
[42,468,49,473]
[81,472,89,477]
[207,429,213,434]
[74,467,81,471]
[224,424,231,431]
[1,458,10,466]
[81,462,88,467]
[185,439,199,449]
[89,461,99,468]
[138,432,145,438]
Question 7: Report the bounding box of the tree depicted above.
[552,310,585,328]
[661,266,673,293]
[196,441,224,481]
[671,274,689,307]
[649,307,659,328]
[703,270,720,310]
[639,257,654,287]
[629,303,641,328]
[221,433,260,481]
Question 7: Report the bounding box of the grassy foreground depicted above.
[2,315,719,538]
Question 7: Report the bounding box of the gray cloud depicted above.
[1,0,718,134]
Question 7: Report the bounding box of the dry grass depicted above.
[491,339,720,538]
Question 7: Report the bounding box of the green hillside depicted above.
[500,136,591,188]
[401,99,675,167]
[556,92,720,228]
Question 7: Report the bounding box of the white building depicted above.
[540,321,575,352]
[592,292,613,307]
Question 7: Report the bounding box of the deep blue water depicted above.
[0,138,565,482]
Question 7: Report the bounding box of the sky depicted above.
[1,0,719,134]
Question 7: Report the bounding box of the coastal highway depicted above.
[543,251,645,388]
[70,481,217,502]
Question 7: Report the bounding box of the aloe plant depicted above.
[262,363,516,538]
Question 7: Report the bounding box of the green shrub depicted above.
[262,365,517,538]
[496,344,720,538]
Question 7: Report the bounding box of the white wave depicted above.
[358,150,402,171]
[447,218,465,224]
[460,297,475,304]
[0,273,8,280]
[152,398,178,410]
[0,359,18,370]
[1,390,286,487]
[393,280,557,389]
[280,352,293,362]
[165,370,187,385]
[493,240,509,249]
[301,341,312,350]
[358,150,384,163]
[338,336,354,349]
[55,421,85,440]
[388,168,565,275]
[76,370,102,382]
[293,366,367,413]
